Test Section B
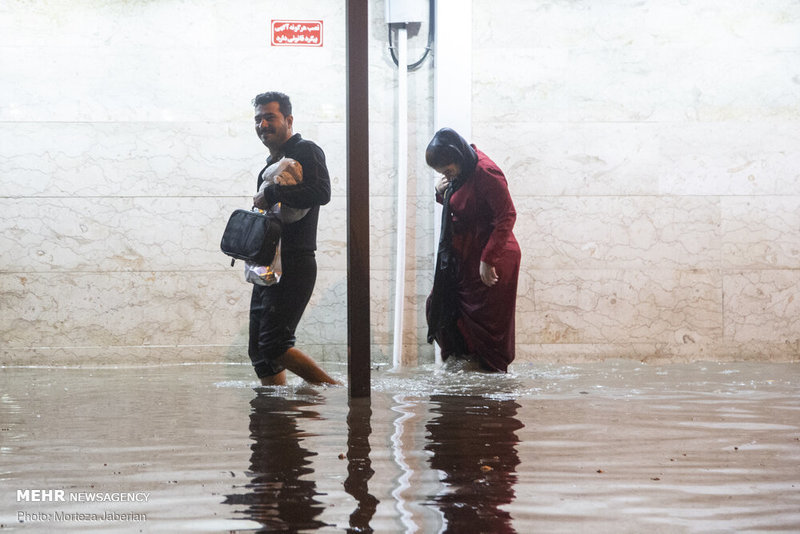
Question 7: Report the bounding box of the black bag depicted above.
[220,208,282,266]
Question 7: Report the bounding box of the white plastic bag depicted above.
[245,157,308,286]
[244,238,282,286]
[259,157,309,223]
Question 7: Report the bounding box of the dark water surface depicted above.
[1,361,799,533]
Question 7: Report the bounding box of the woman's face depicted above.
[433,162,461,180]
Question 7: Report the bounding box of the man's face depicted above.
[254,101,293,151]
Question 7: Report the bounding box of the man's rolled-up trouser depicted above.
[248,252,316,378]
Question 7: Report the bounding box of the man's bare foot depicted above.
[277,348,341,386]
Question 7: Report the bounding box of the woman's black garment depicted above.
[426,184,463,350]
[425,128,477,352]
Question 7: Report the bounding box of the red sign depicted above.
[271,20,323,47]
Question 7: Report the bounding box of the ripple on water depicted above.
[2,362,798,532]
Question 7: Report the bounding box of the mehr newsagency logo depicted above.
[17,489,150,502]
[16,489,148,524]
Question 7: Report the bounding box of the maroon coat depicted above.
[437,147,521,372]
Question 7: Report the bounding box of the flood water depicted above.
[1,361,799,533]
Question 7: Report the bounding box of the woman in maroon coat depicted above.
[425,128,521,372]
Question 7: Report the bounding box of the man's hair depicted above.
[252,91,292,117]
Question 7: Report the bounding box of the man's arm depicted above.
[258,141,331,209]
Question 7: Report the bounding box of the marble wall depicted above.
[1,1,798,367]
[472,0,800,362]
[0,1,355,365]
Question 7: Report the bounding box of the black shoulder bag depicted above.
[220,208,282,266]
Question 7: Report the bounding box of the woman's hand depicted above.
[480,261,499,287]
[435,176,451,196]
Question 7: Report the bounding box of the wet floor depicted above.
[1,361,799,533]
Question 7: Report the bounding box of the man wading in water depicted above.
[247,91,339,386]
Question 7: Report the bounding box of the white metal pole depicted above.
[392,25,408,368]
[432,0,472,367]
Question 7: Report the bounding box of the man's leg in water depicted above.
[259,369,287,386]
[259,347,340,386]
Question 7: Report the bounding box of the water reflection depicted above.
[224,390,329,531]
[222,383,522,532]
[425,395,524,533]
[344,397,379,533]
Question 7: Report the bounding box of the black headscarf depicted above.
[425,128,479,190]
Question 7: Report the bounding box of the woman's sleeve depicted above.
[476,163,516,266]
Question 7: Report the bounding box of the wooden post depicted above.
[346,0,371,397]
